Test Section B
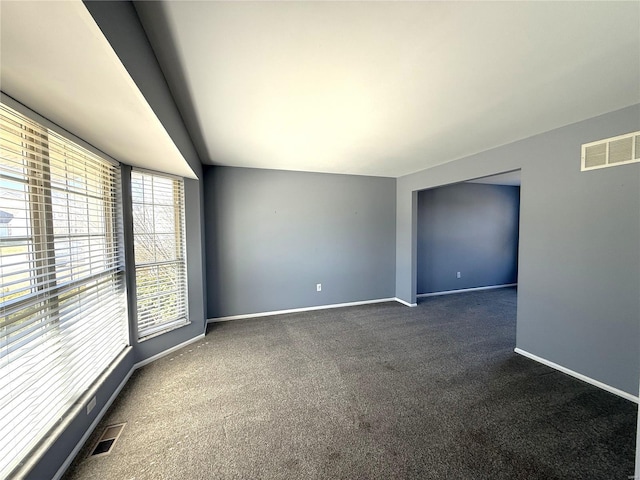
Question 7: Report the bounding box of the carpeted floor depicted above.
[63,288,637,479]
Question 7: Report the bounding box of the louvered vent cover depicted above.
[89,423,126,458]
[582,131,640,171]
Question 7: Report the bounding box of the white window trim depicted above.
[130,168,189,341]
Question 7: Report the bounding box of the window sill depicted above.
[137,319,190,342]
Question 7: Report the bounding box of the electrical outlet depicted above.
[316,283,322,292]
[456,272,461,279]
[87,396,96,415]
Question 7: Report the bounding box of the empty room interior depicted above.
[1,1,639,479]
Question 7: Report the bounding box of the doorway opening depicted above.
[415,169,521,303]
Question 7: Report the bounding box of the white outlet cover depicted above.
[87,396,97,415]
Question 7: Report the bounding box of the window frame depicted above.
[130,168,189,341]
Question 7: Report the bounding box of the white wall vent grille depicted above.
[581,131,640,171]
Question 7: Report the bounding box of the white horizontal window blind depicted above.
[0,104,127,478]
[131,170,188,339]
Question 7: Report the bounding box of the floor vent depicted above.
[90,423,126,458]
[581,131,640,171]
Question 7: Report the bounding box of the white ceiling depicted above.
[0,1,196,179]
[135,1,640,178]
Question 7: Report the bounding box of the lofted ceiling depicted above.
[135,1,640,178]
[0,1,196,179]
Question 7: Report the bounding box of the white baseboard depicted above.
[394,297,417,307]
[514,348,638,403]
[54,333,206,480]
[417,283,517,298]
[134,333,206,369]
[208,298,399,323]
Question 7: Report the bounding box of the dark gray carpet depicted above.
[63,288,636,479]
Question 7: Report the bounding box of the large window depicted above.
[131,170,188,339]
[0,104,127,478]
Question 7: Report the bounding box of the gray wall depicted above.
[25,3,208,479]
[417,183,520,294]
[205,166,396,318]
[397,104,640,396]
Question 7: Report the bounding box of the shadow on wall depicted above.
[417,182,520,295]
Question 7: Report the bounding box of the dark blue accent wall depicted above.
[417,183,520,294]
